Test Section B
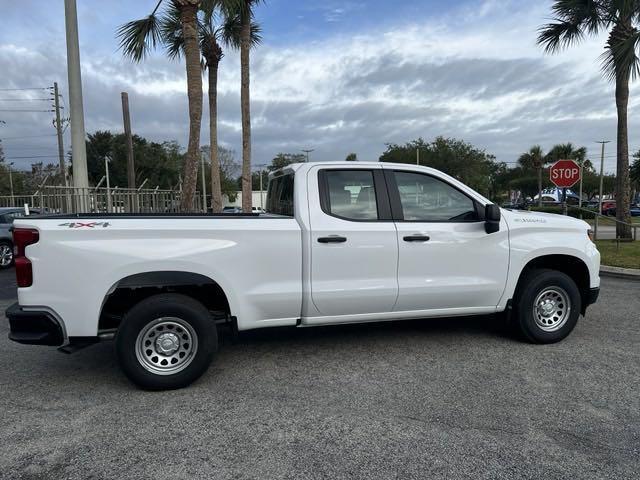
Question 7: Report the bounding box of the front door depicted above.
[308,167,399,317]
[385,168,509,313]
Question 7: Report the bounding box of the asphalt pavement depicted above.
[0,275,638,479]
[0,268,16,301]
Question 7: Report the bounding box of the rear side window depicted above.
[266,173,295,217]
[322,170,379,221]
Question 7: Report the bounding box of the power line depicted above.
[0,87,50,91]
[5,155,60,160]
[0,134,57,140]
[0,98,51,101]
[0,109,55,113]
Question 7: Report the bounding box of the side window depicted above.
[323,170,379,221]
[265,173,294,217]
[394,171,478,222]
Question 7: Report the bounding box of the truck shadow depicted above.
[228,314,514,347]
[0,314,515,392]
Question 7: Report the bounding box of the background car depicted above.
[602,204,640,217]
[0,207,40,269]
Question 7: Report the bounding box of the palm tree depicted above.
[117,0,214,211]
[162,4,223,213]
[538,1,640,238]
[518,145,546,206]
[222,0,262,213]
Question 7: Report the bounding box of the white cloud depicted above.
[0,0,636,173]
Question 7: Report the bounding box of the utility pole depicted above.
[52,83,69,187]
[8,162,14,204]
[121,92,135,189]
[104,156,111,213]
[259,169,263,208]
[64,0,89,194]
[578,159,584,216]
[594,140,610,240]
[416,148,420,165]
[301,149,314,163]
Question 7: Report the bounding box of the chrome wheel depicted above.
[0,244,13,267]
[135,317,198,375]
[532,287,571,332]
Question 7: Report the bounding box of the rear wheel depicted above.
[0,241,13,269]
[115,293,218,390]
[514,269,581,343]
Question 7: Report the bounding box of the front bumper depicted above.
[5,302,65,346]
[586,287,600,306]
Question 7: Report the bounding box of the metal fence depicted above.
[0,186,204,214]
[569,206,638,241]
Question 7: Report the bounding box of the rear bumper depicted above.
[5,302,65,346]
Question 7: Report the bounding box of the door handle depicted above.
[317,235,347,243]
[403,234,430,242]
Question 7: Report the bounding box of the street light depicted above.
[301,149,314,162]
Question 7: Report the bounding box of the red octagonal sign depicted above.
[549,159,581,188]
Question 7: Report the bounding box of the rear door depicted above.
[384,168,509,312]
[308,166,399,317]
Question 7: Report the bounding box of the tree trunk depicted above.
[208,59,223,213]
[240,16,252,213]
[615,72,631,238]
[178,3,203,212]
[537,166,542,207]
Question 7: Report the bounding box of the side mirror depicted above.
[485,204,501,234]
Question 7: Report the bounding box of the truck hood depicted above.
[501,208,590,233]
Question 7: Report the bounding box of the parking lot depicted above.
[0,270,638,479]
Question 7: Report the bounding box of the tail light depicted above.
[13,228,39,287]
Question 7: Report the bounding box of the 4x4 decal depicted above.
[59,222,111,229]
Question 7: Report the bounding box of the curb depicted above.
[600,265,640,281]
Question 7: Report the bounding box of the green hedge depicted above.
[528,206,596,220]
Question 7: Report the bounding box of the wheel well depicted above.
[516,255,591,314]
[99,271,231,331]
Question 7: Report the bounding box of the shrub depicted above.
[528,206,596,220]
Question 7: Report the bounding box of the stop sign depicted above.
[549,159,581,188]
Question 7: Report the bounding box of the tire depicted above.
[514,269,581,344]
[115,293,218,390]
[0,241,13,269]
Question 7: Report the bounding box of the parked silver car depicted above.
[0,208,40,269]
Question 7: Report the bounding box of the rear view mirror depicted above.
[485,204,501,234]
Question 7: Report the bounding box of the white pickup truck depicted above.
[6,162,600,390]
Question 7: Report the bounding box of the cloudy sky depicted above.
[0,0,637,174]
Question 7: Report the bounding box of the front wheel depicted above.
[115,293,218,390]
[514,269,581,344]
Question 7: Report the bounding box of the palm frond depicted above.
[219,0,264,22]
[537,20,586,53]
[117,14,163,61]
[200,0,222,24]
[601,26,640,81]
[222,14,262,49]
[551,0,607,33]
[160,2,185,60]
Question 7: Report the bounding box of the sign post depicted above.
[549,159,581,216]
